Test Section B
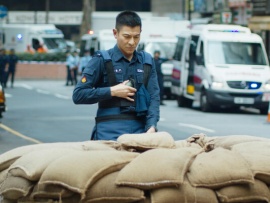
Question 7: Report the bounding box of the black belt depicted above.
[95,114,143,123]
[99,97,136,108]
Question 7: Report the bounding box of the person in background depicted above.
[153,50,170,105]
[79,50,92,75]
[26,45,35,54]
[72,50,80,85]
[37,44,46,53]
[65,50,75,86]
[72,10,160,141]
[0,49,8,88]
[5,49,18,88]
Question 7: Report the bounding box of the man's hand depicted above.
[146,126,156,133]
[110,80,137,102]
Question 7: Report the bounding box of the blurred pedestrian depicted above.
[79,50,92,75]
[37,44,46,53]
[26,45,35,54]
[5,49,18,88]
[72,50,80,85]
[153,50,170,105]
[0,49,8,87]
[65,50,74,86]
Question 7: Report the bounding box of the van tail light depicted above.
[172,68,181,80]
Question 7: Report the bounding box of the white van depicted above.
[80,29,116,56]
[0,24,66,53]
[137,19,191,99]
[169,24,270,114]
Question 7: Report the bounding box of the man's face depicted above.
[113,25,141,59]
[154,52,160,58]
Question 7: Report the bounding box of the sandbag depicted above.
[187,147,254,189]
[1,199,17,203]
[232,141,270,184]
[115,148,202,190]
[174,140,202,149]
[8,148,77,181]
[117,131,176,151]
[0,141,115,172]
[216,179,270,203]
[31,183,74,199]
[150,179,218,203]
[18,194,81,203]
[209,135,269,150]
[186,133,216,148]
[0,173,33,200]
[0,168,8,185]
[83,171,145,203]
[38,150,138,199]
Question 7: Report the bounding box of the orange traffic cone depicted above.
[267,102,270,122]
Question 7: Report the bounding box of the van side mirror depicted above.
[196,55,204,66]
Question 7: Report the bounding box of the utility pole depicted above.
[45,0,50,24]
[188,0,191,21]
[80,0,95,37]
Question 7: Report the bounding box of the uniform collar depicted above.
[112,45,142,64]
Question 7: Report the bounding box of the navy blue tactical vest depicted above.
[97,50,152,109]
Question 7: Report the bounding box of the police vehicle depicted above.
[167,24,270,114]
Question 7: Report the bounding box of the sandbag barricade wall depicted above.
[0,132,270,203]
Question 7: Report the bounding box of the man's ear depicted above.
[113,29,117,39]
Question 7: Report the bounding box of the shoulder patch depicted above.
[81,76,87,83]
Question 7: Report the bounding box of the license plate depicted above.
[262,93,270,101]
[163,81,171,87]
[234,97,255,104]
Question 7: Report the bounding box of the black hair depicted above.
[115,10,142,31]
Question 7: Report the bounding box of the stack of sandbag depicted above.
[0,132,270,203]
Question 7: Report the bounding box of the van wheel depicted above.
[259,107,268,115]
[200,91,212,112]
[177,96,193,108]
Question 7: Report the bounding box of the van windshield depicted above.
[43,38,66,50]
[144,42,176,58]
[207,41,267,65]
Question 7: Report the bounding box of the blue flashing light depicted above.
[17,34,23,40]
[223,29,239,33]
[250,83,258,89]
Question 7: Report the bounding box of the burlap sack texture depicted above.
[0,132,270,203]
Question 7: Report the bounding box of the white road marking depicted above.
[178,123,216,133]
[54,94,70,100]
[36,89,50,94]
[0,123,42,144]
[17,84,34,90]
[5,93,12,98]
[159,117,165,121]
[10,83,71,100]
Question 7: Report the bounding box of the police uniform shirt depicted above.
[79,55,92,72]
[74,55,80,67]
[8,54,18,70]
[66,54,75,69]
[73,45,160,130]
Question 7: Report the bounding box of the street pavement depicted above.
[0,125,34,154]
[0,79,75,154]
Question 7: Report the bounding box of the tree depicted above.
[80,0,95,36]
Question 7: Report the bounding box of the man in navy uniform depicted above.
[73,10,160,140]
[0,49,8,87]
[153,50,170,105]
[5,49,18,88]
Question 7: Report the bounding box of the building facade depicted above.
[0,0,150,39]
